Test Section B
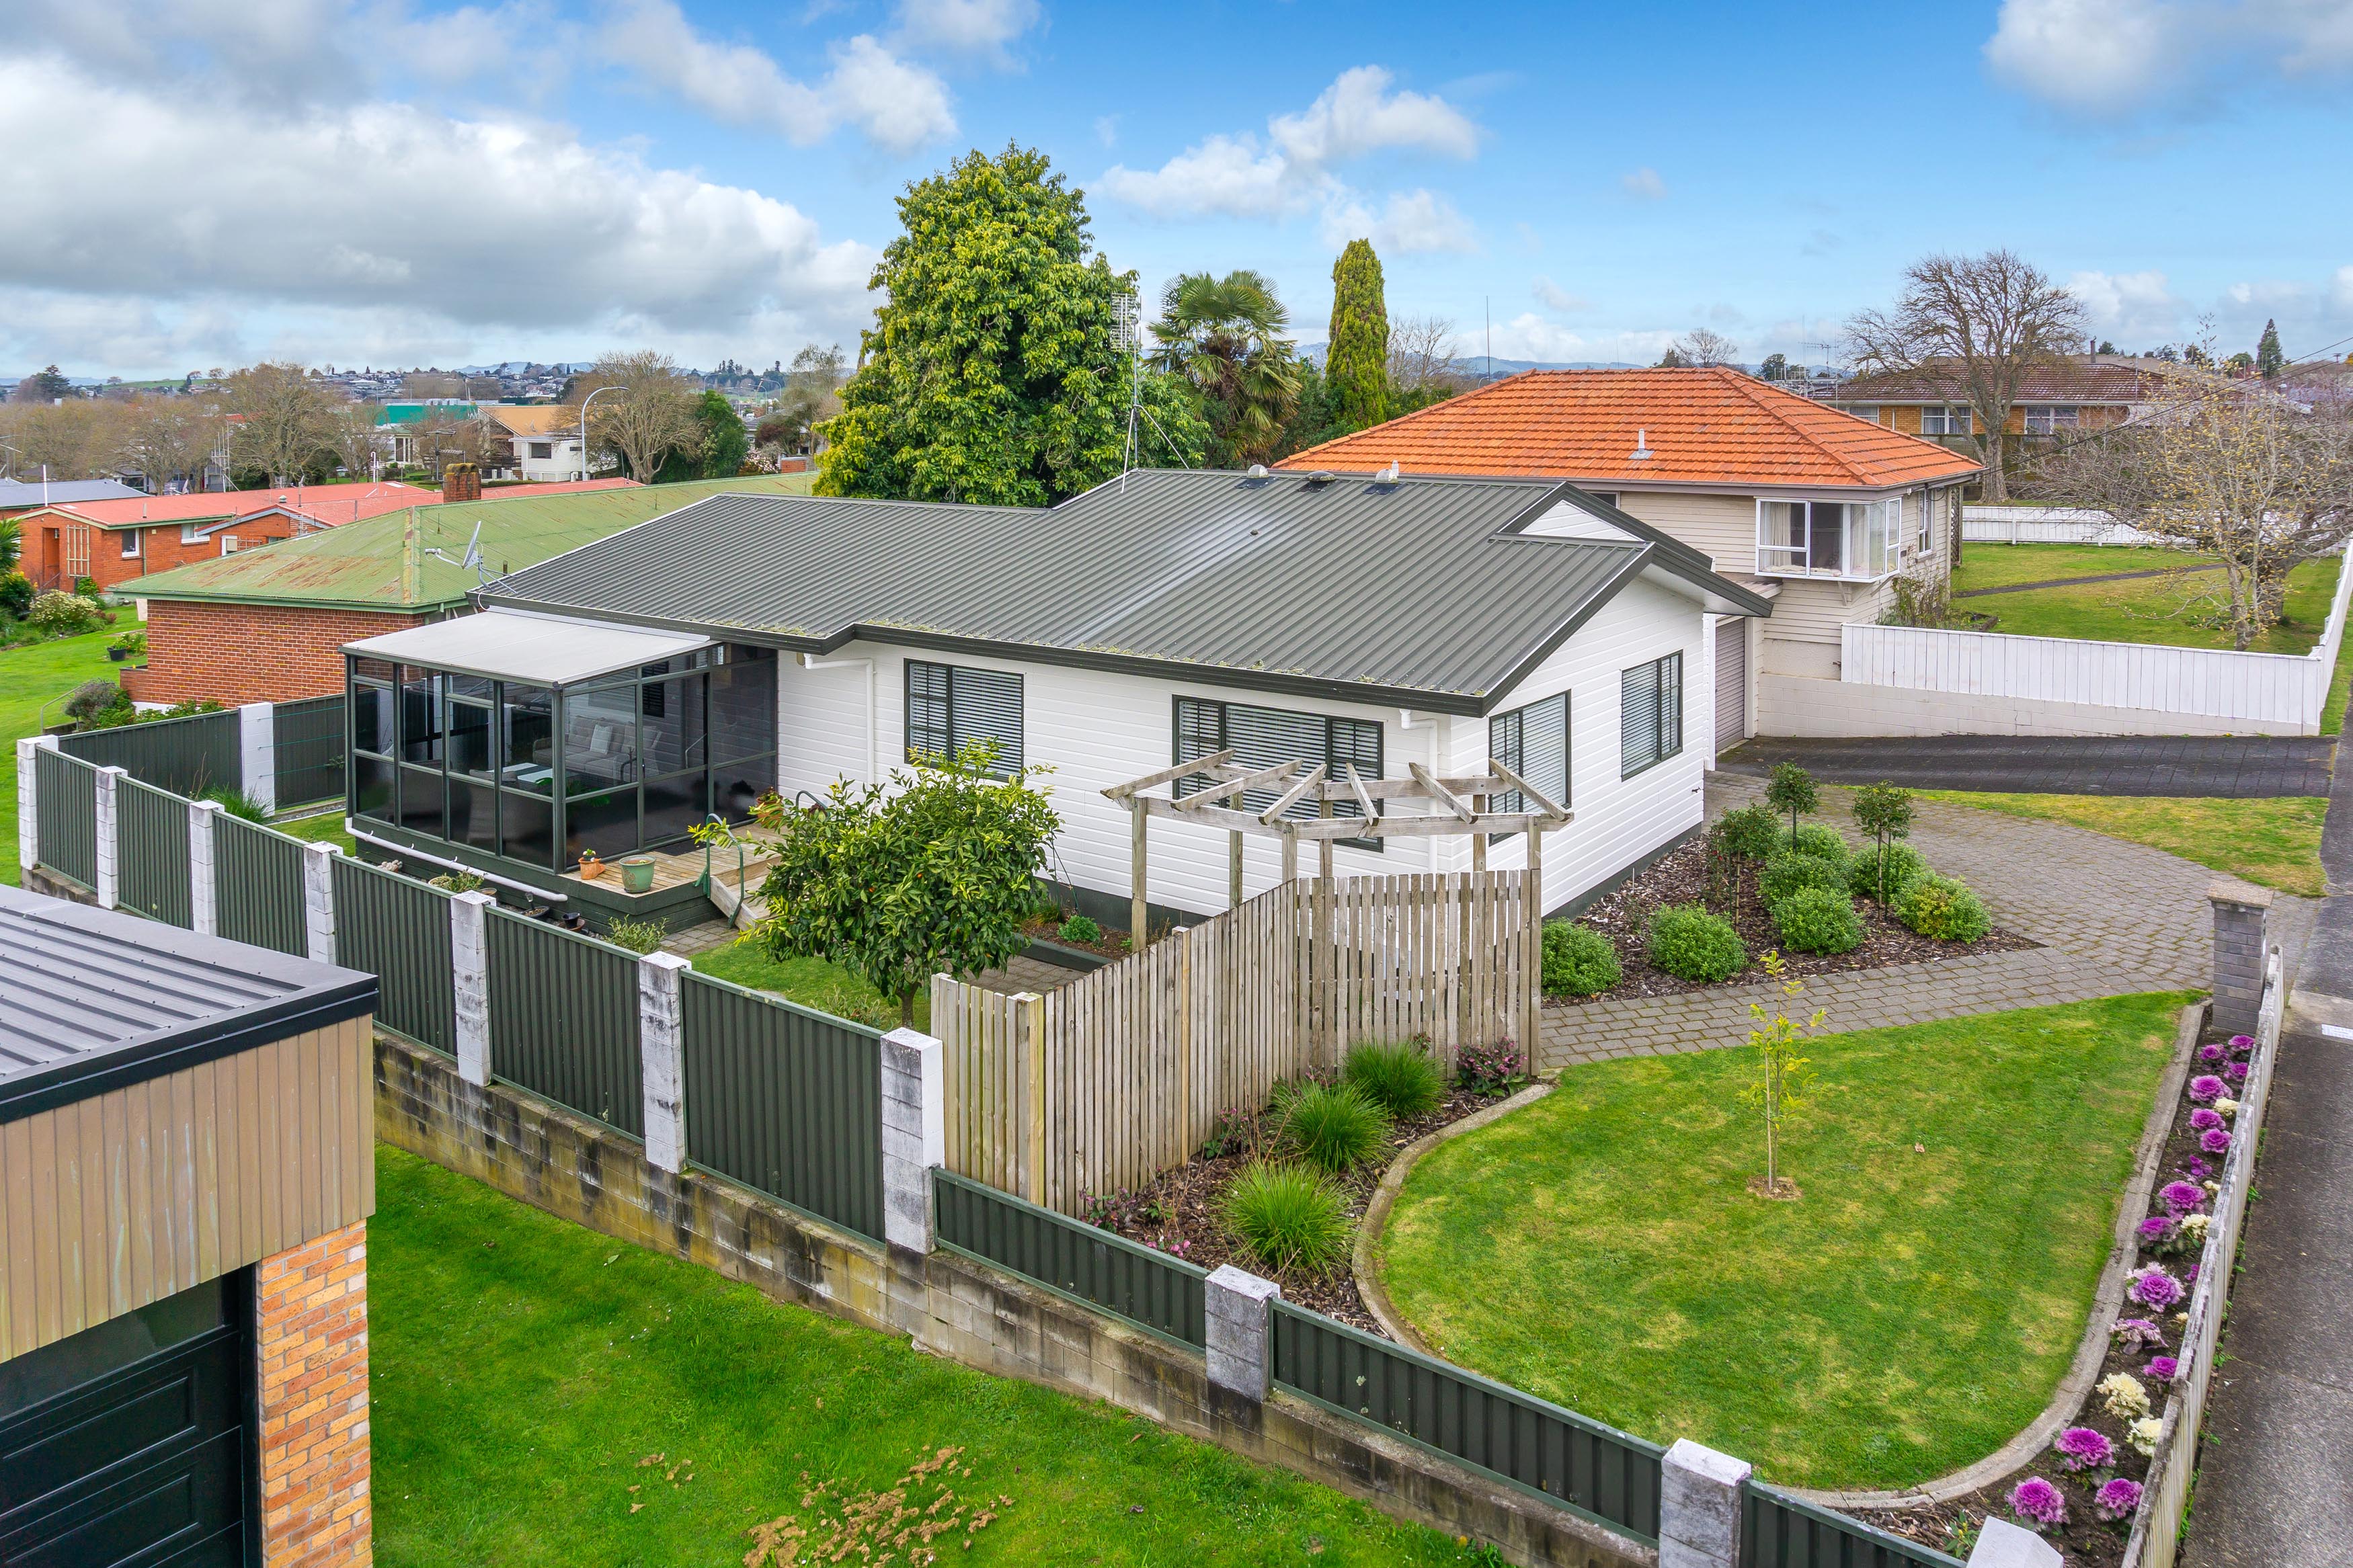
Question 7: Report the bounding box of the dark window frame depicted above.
[1620,652,1684,780]
[904,658,1025,776]
[1488,690,1571,836]
[1171,694,1385,852]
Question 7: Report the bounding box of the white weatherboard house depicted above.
[339,470,1771,928]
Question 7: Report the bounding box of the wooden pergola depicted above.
[1102,748,1572,947]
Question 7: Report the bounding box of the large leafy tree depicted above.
[748,743,1063,1026]
[1325,239,1390,431]
[1152,269,1301,466]
[820,145,1131,505]
[655,390,750,481]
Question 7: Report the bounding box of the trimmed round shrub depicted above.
[1277,1080,1393,1173]
[1847,843,1930,902]
[1779,823,1849,864]
[1646,904,1747,983]
[1343,1038,1445,1119]
[1541,919,1622,998]
[1222,1161,1352,1276]
[1760,850,1847,909]
[1894,873,1992,942]
[1773,885,1864,954]
[28,589,102,635]
[1057,913,1101,945]
[62,677,123,722]
[1712,803,1781,861]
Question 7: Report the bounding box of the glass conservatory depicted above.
[343,610,776,874]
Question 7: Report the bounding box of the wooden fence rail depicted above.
[934,870,1539,1214]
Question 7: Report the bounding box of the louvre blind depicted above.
[906,661,951,761]
[1172,696,1384,839]
[1489,692,1568,820]
[1620,653,1682,778]
[906,660,1023,774]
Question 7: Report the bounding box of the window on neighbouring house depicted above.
[1620,653,1683,778]
[1921,405,1973,436]
[528,442,554,459]
[1755,498,1901,579]
[1843,405,1881,425]
[905,659,1025,774]
[1172,695,1383,845]
[2023,405,2080,435]
[119,530,139,558]
[1488,691,1570,834]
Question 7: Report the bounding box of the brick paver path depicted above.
[1538,775,2316,1070]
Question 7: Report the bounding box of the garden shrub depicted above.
[1541,919,1622,998]
[1277,1080,1392,1172]
[0,571,32,619]
[1056,913,1101,945]
[1342,1038,1445,1119]
[1779,823,1849,864]
[604,915,670,954]
[1455,1037,1524,1096]
[62,678,124,723]
[1712,803,1780,861]
[1772,885,1864,954]
[200,787,270,823]
[109,628,147,658]
[28,590,102,636]
[1646,904,1747,982]
[1759,850,1847,909]
[1894,873,1992,942]
[1847,843,1929,902]
[1222,1161,1351,1276]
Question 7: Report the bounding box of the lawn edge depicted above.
[1354,1078,1555,1355]
[1786,997,2206,1510]
[1916,790,2328,900]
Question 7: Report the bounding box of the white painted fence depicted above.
[1843,537,2353,733]
[1962,505,2161,546]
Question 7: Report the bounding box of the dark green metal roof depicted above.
[483,469,1771,714]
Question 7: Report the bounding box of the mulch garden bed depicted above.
[1868,1018,2254,1567]
[1552,835,2036,1004]
[1019,913,1130,962]
[1078,1083,1519,1335]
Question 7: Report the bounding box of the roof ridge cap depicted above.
[1279,370,1531,465]
[1714,367,1878,487]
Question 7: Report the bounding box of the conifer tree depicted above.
[2257,319,2284,380]
[1325,239,1391,431]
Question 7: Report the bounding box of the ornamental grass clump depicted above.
[1845,843,1928,903]
[1892,873,1991,942]
[1276,1081,1392,1173]
[1220,1162,1351,1276]
[1341,1038,1445,1120]
[1759,850,1847,909]
[2009,1477,2068,1531]
[1646,905,1747,983]
[2053,1426,2115,1471]
[1541,920,1622,999]
[1771,885,1863,954]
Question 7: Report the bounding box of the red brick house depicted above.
[14,481,434,594]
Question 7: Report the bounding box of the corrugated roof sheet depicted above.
[483,468,1771,711]
[1276,367,1982,489]
[21,482,432,532]
[118,474,812,611]
[0,478,148,508]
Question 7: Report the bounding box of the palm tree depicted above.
[1151,271,1302,466]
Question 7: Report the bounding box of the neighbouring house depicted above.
[11,481,435,594]
[1815,354,2169,454]
[0,884,379,1567]
[113,475,805,708]
[335,468,1771,930]
[1274,368,1980,741]
[477,405,593,483]
[0,477,147,513]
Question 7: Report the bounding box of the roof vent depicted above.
[1629,428,1654,462]
[1246,464,1269,478]
[1376,460,1401,483]
[1304,470,1336,486]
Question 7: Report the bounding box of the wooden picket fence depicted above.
[932,870,1540,1214]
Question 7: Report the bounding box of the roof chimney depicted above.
[442,462,481,505]
[1630,428,1654,461]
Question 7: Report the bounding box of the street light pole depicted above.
[579,384,627,483]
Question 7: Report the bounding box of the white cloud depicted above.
[1103,133,1296,219]
[1531,276,1589,313]
[1986,0,2353,114]
[1488,313,1677,366]
[1094,114,1119,147]
[1321,190,1477,255]
[1621,167,1666,200]
[2336,265,2353,311]
[1267,65,1478,165]
[601,0,953,153]
[893,0,1039,59]
[2069,268,2185,343]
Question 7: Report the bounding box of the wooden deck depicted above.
[560,845,773,901]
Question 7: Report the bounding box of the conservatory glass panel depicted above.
[563,684,637,795]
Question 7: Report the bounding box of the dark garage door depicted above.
[0,1276,253,1568]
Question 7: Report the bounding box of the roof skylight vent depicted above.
[1304,470,1335,486]
[1629,428,1654,462]
[1376,460,1401,484]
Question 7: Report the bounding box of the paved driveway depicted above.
[1716,735,2335,798]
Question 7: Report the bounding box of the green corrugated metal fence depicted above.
[1271,1300,1664,1542]
[272,695,344,808]
[1744,1484,1962,1568]
[34,748,97,888]
[332,856,455,1053]
[116,779,192,927]
[58,707,240,798]
[682,972,885,1243]
[486,909,641,1136]
[933,1169,1207,1348]
[214,814,309,956]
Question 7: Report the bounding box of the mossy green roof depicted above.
[118,474,815,613]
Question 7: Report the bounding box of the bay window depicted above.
[1755,497,1905,581]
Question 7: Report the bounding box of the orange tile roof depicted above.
[22,483,434,531]
[1277,367,1981,490]
[481,404,582,438]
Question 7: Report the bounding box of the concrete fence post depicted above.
[187,799,224,936]
[448,891,495,1087]
[1965,1519,2062,1568]
[2208,879,2271,1037]
[1659,1439,1751,1568]
[15,736,48,877]
[237,702,276,815]
[638,951,692,1175]
[300,840,337,966]
[1204,1265,1282,1422]
[879,1026,944,1257]
[93,764,126,909]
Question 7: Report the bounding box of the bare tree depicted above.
[570,351,699,483]
[1387,314,1467,393]
[1844,250,2084,501]
[224,362,337,485]
[321,401,386,481]
[116,398,220,492]
[405,407,497,481]
[2035,360,2353,649]
[1671,327,1741,368]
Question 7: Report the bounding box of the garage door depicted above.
[0,1276,252,1568]
[1714,618,1747,749]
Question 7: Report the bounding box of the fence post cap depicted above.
[640,949,691,973]
[95,763,127,779]
[450,887,497,908]
[1205,1264,1282,1303]
[1965,1519,2063,1568]
[1662,1438,1751,1487]
[300,838,338,860]
[190,798,225,815]
[881,1024,941,1052]
[2206,878,2272,910]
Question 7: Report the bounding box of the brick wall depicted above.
[257,1222,373,1568]
[127,602,428,706]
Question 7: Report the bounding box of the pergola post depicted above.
[1525,824,1546,1051]
[1228,831,1243,909]
[1470,792,1486,872]
[1130,796,1150,951]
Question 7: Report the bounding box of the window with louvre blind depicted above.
[904,660,1025,776]
[1172,696,1383,848]
[1488,691,1570,832]
[1620,653,1683,778]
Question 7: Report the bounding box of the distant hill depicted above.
[1291,343,1640,375]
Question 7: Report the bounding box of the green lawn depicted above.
[371,1146,1486,1567]
[1952,542,2342,656]
[1375,993,2192,1491]
[0,631,119,885]
[1920,792,2329,897]
[270,808,358,856]
[690,932,928,1033]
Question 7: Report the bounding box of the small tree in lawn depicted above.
[1765,762,1819,841]
[1851,782,1915,902]
[748,742,1062,1026]
[1743,951,1821,1200]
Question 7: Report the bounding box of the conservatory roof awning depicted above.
[343,609,712,688]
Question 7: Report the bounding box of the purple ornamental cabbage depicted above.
[2159,1180,2206,1216]
[2146,1355,2180,1381]
[2225,1061,2249,1082]
[2112,1317,2167,1350]
[2010,1476,2069,1529]
[2201,1127,2233,1155]
[2229,1034,2254,1055]
[2189,1074,2226,1103]
[2137,1214,2176,1244]
[2054,1426,2116,1471]
[2129,1267,2186,1310]
[2095,1477,2145,1522]
[2182,1157,2212,1180]
[2189,1108,2223,1131]
[2198,1042,2225,1063]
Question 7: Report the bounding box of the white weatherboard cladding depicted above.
[770,574,1714,921]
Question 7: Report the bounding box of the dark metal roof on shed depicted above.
[0,478,146,509]
[481,468,1770,715]
[0,886,378,1124]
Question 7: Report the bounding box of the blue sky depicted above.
[3,0,2350,377]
